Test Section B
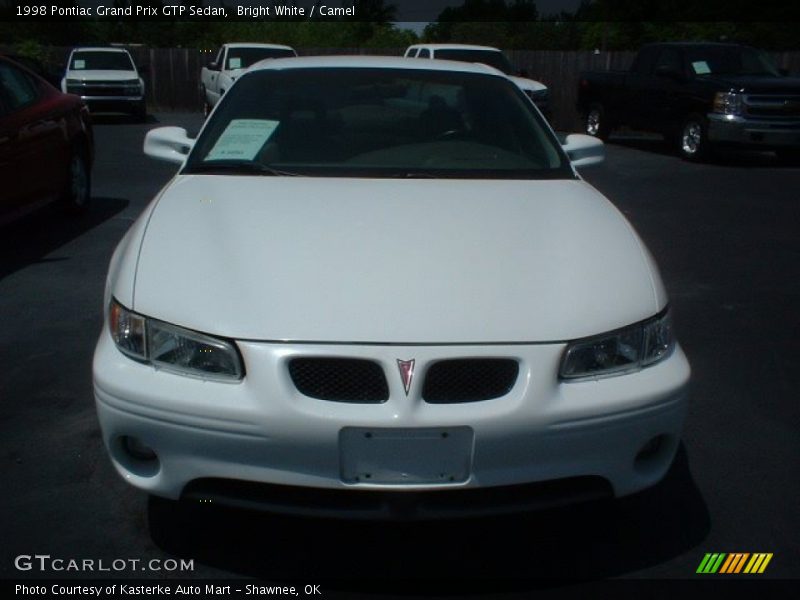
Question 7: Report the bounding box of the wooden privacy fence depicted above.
[15,46,800,131]
[129,47,800,131]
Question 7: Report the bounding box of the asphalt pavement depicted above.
[1,114,798,592]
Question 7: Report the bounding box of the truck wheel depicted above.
[585,104,611,141]
[678,114,710,161]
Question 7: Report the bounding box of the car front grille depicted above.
[67,81,136,96]
[422,358,519,403]
[181,476,613,519]
[745,95,800,118]
[288,357,389,403]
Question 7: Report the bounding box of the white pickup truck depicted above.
[61,46,146,121]
[404,44,550,119]
[200,43,297,115]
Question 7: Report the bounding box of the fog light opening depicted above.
[634,434,669,471]
[122,436,158,462]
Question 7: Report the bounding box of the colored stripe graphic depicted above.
[744,553,773,574]
[719,554,735,573]
[697,553,726,573]
[697,552,773,574]
[720,553,749,573]
[696,554,712,573]
[733,553,750,573]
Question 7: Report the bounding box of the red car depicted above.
[0,55,94,224]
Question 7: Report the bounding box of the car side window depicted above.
[0,62,39,113]
[631,46,658,75]
[655,47,683,74]
[417,49,430,59]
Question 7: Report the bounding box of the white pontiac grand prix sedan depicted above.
[93,56,691,519]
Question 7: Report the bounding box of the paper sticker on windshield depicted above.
[204,119,279,161]
[228,57,242,69]
[73,60,86,69]
[692,61,711,75]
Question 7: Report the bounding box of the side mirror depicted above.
[562,133,605,168]
[144,127,194,164]
[208,61,219,71]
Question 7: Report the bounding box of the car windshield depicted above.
[225,47,296,70]
[184,67,568,179]
[686,46,780,77]
[70,51,134,71]
[433,49,513,75]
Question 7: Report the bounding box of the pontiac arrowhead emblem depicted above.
[397,359,415,396]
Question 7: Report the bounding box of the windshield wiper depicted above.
[184,161,302,176]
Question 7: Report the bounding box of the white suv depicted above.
[404,44,550,118]
[62,47,146,121]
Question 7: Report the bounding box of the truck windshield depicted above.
[226,47,296,70]
[70,51,134,71]
[433,50,513,75]
[685,46,780,77]
[185,67,569,180]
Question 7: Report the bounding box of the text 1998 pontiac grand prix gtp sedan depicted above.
[93,56,690,519]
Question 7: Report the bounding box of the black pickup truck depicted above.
[577,42,800,161]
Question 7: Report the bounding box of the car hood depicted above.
[65,69,139,81]
[131,176,664,343]
[699,74,800,94]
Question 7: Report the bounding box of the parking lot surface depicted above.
[1,114,798,588]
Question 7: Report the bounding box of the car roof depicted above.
[408,44,502,52]
[248,55,505,76]
[224,42,295,50]
[71,47,131,53]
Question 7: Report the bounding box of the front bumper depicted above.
[78,96,144,113]
[93,326,690,518]
[707,113,800,148]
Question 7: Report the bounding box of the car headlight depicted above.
[65,78,82,93]
[559,311,674,380]
[109,299,243,381]
[122,79,143,95]
[712,91,742,115]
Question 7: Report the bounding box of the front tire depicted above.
[61,145,91,215]
[585,103,612,141]
[678,114,710,161]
